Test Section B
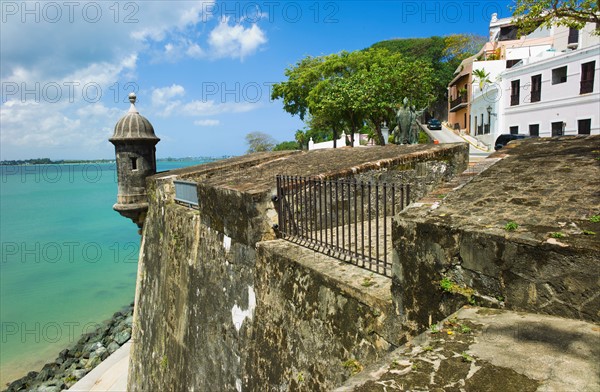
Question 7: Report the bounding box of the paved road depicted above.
[420,122,491,160]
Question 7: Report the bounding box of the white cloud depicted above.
[151,84,186,117]
[186,43,205,58]
[208,17,267,60]
[148,84,261,119]
[181,100,259,116]
[194,119,220,126]
[152,85,186,106]
[1,1,214,79]
[0,0,268,159]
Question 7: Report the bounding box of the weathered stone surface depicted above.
[247,240,399,391]
[336,306,599,391]
[129,144,469,392]
[114,330,131,345]
[392,135,600,334]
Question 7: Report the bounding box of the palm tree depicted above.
[472,68,490,90]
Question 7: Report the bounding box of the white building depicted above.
[501,43,600,138]
[468,17,600,147]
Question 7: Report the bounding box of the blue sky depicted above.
[1,0,513,160]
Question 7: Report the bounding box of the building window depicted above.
[506,59,521,69]
[530,74,541,102]
[499,25,518,41]
[510,80,520,106]
[529,124,539,137]
[510,126,519,135]
[130,157,138,170]
[578,119,591,135]
[551,122,564,136]
[580,61,595,94]
[568,28,579,46]
[552,66,567,84]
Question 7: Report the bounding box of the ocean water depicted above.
[0,161,209,385]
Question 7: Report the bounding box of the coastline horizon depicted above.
[0,160,215,388]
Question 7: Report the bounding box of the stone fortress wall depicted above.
[127,136,599,391]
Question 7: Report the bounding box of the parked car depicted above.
[427,119,442,130]
[494,134,530,150]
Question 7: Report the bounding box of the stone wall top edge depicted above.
[155,143,468,195]
[394,216,600,252]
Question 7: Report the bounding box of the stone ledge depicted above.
[257,239,393,312]
[334,306,600,391]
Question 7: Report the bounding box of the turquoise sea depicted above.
[0,161,208,385]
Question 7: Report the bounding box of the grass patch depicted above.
[504,221,518,231]
[361,274,375,287]
[440,277,476,304]
[343,359,363,375]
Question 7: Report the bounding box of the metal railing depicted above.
[450,94,467,111]
[174,180,199,208]
[274,175,410,277]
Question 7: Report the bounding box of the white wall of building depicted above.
[502,44,600,137]
[470,60,507,147]
[308,133,369,150]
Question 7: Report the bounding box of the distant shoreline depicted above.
[0,157,230,166]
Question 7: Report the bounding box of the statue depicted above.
[394,97,425,144]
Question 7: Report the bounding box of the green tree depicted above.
[294,128,330,150]
[272,48,434,145]
[472,68,491,90]
[371,35,486,120]
[511,0,599,35]
[245,132,275,153]
[273,140,300,151]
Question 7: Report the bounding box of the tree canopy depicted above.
[271,48,434,145]
[371,34,486,116]
[245,132,276,153]
[511,0,599,35]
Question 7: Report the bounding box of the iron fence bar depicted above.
[348,180,353,257]
[383,183,387,273]
[315,180,323,242]
[375,183,380,274]
[368,182,372,271]
[288,176,293,236]
[335,180,339,253]
[361,182,365,268]
[293,176,298,236]
[341,181,345,252]
[312,178,317,245]
[407,184,410,208]
[322,181,328,244]
[392,184,396,216]
[304,177,308,242]
[287,176,293,236]
[274,175,405,277]
[276,176,283,235]
[354,180,358,259]
[329,180,334,251]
